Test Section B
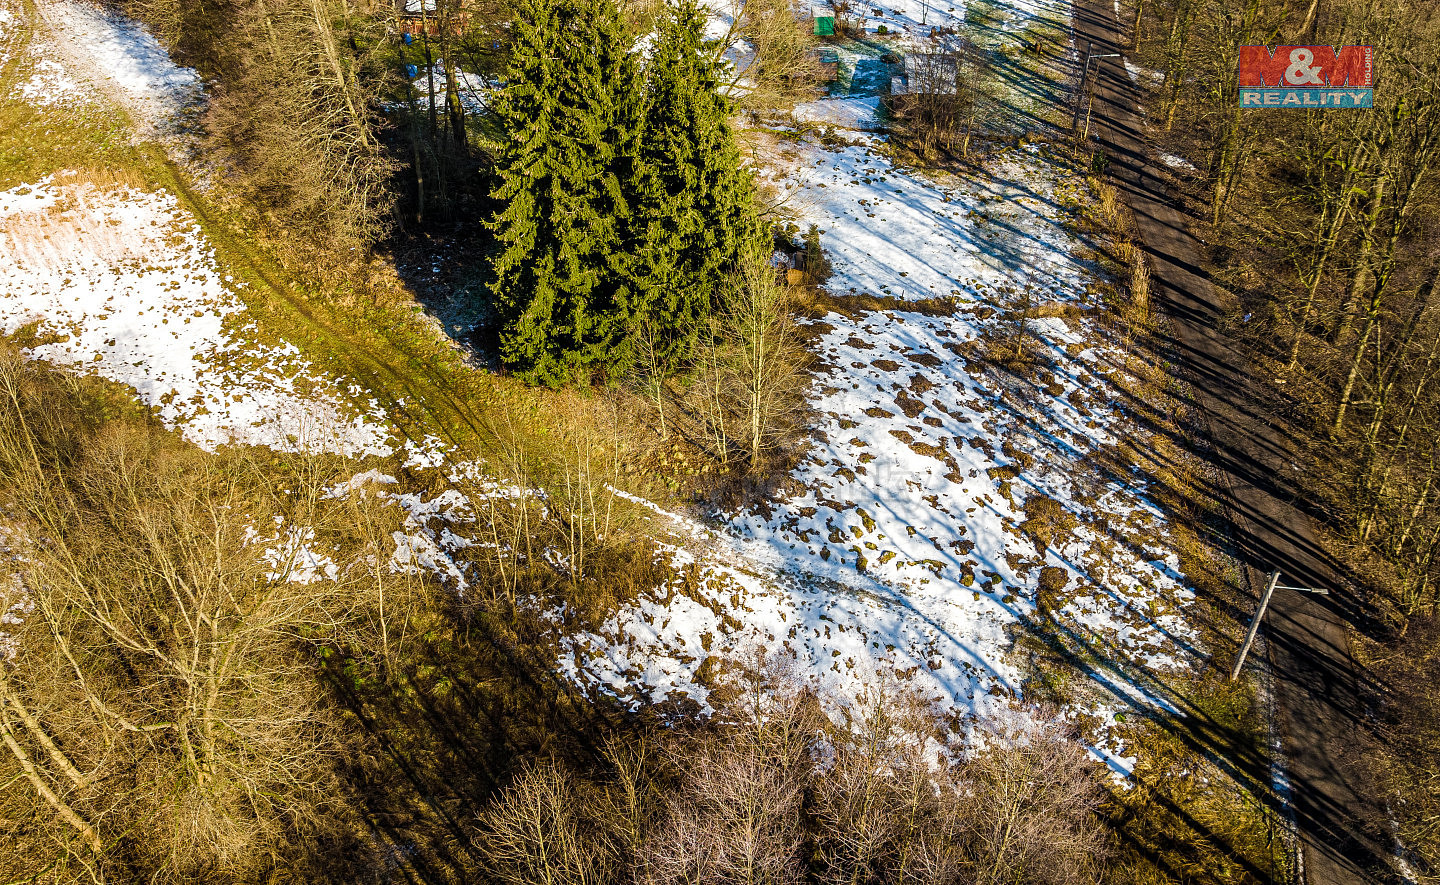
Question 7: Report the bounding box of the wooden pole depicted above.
[1083,77,1098,143]
[1072,41,1093,135]
[1231,569,1281,681]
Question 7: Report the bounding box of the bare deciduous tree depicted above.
[0,353,407,881]
[479,761,611,885]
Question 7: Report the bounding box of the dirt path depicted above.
[1068,2,1399,883]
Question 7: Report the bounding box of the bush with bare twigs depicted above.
[471,657,1108,885]
[0,348,413,882]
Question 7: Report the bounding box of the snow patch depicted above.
[1159,151,1197,173]
[38,0,204,141]
[18,56,82,106]
[0,176,395,456]
[254,523,341,585]
[774,141,1088,305]
[793,96,883,131]
[1123,58,1164,87]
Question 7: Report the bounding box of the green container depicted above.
[813,15,834,35]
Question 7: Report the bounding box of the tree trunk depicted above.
[422,8,439,140]
[1297,0,1320,40]
[1332,175,1387,345]
[1211,112,1255,225]
[0,712,103,856]
[1288,156,1360,369]
[308,0,373,149]
[1159,0,1193,129]
[0,669,89,791]
[1333,298,1381,435]
[440,4,469,156]
[407,76,427,225]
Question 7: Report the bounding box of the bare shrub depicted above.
[952,727,1107,885]
[693,248,811,474]
[888,39,988,163]
[641,659,817,885]
[721,0,824,111]
[811,682,947,884]
[198,0,397,256]
[0,351,403,881]
[462,654,1109,885]
[1129,246,1152,322]
[1020,494,1078,552]
[478,760,612,885]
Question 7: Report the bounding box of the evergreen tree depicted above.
[488,0,642,385]
[630,0,764,369]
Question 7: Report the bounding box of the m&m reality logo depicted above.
[1239,45,1373,109]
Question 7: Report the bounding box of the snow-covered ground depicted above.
[1123,58,1165,88]
[403,63,496,117]
[1,3,393,455]
[1159,151,1197,173]
[17,57,81,106]
[32,0,204,149]
[0,175,394,455]
[793,95,883,131]
[551,100,1202,773]
[765,135,1089,303]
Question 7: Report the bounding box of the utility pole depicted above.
[1230,570,1279,682]
[1072,43,1120,151]
[1230,570,1332,681]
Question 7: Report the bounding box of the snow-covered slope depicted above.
[1,2,392,455]
[36,0,204,145]
[0,175,394,455]
[554,115,1201,773]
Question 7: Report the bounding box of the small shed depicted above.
[812,5,835,35]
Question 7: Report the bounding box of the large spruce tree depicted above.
[489,0,760,384]
[488,0,642,385]
[630,0,763,368]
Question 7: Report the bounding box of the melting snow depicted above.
[793,95,883,131]
[17,56,81,105]
[0,176,395,455]
[402,63,495,117]
[1159,151,1197,173]
[254,523,341,585]
[38,0,203,138]
[1123,58,1165,88]
[774,141,1089,304]
[556,128,1203,758]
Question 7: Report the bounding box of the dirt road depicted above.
[1068,2,1400,882]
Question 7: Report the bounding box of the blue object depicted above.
[402,32,414,44]
[405,64,419,79]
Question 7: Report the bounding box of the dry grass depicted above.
[1086,176,1152,328]
[0,176,163,272]
[792,287,966,321]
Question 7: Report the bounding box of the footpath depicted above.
[1069,1,1400,882]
